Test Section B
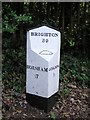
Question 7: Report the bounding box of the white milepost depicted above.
[26,25,61,112]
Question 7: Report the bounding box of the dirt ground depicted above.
[2,82,90,119]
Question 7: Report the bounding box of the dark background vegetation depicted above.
[2,2,90,95]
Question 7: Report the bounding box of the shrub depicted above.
[2,46,25,95]
[60,54,90,87]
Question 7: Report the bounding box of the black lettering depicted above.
[41,33,44,36]
[38,33,40,36]
[42,39,45,43]
[41,67,44,71]
[52,33,55,37]
[37,67,40,71]
[35,32,38,36]
[44,68,48,72]
[32,66,34,70]
[35,74,39,78]
[27,65,32,69]
[31,32,34,36]
[30,65,32,69]
[31,32,58,37]
[49,65,59,71]
[46,39,48,43]
[35,66,37,70]
[45,33,48,36]
[55,33,58,37]
[48,33,51,37]
[27,65,48,72]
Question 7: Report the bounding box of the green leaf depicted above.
[51,112,56,120]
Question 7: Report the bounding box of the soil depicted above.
[2,82,90,119]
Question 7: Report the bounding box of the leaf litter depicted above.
[2,82,90,119]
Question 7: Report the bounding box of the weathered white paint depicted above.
[26,26,61,98]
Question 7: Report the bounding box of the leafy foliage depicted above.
[2,4,33,33]
[60,54,90,87]
[51,112,56,120]
[2,3,90,94]
[60,88,70,97]
[2,46,25,95]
